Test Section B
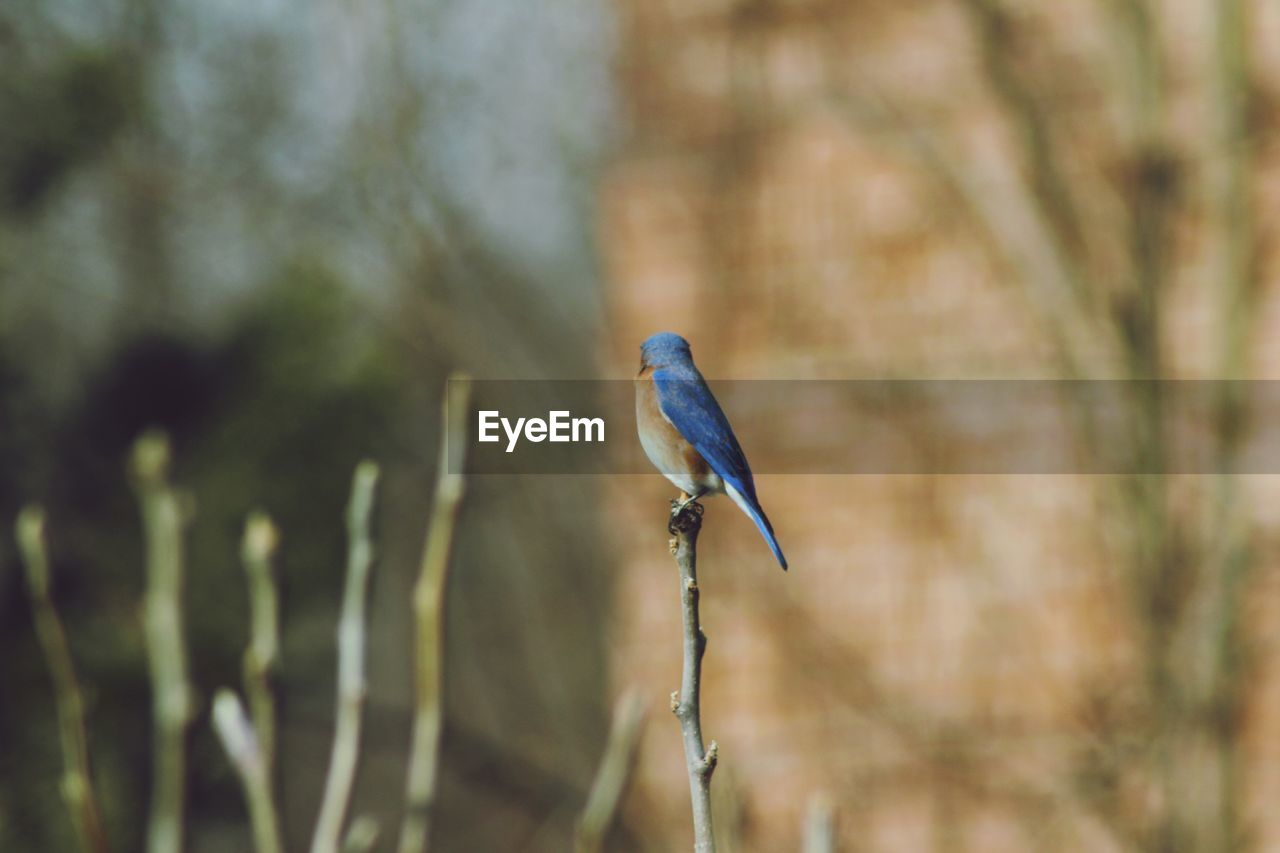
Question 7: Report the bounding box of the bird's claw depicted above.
[668,495,704,535]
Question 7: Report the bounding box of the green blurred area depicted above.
[0,1,618,850]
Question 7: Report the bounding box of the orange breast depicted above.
[636,367,712,481]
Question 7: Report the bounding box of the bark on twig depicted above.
[15,507,110,853]
[241,512,281,791]
[212,689,285,853]
[312,462,381,853]
[574,689,648,853]
[130,431,193,853]
[669,499,717,853]
[397,375,472,853]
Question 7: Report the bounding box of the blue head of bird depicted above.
[640,332,692,370]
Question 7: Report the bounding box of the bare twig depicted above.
[312,462,382,853]
[960,0,1090,292]
[130,431,193,853]
[241,512,281,789]
[802,793,836,853]
[15,507,110,853]
[212,689,285,853]
[397,374,472,853]
[669,499,717,853]
[574,689,648,853]
[1204,0,1256,846]
[825,85,1105,380]
[341,816,380,853]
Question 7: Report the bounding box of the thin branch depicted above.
[1104,0,1164,147]
[397,374,472,853]
[802,793,836,853]
[669,499,717,853]
[1210,0,1255,394]
[825,85,1106,380]
[574,689,648,853]
[15,507,110,853]
[212,689,285,853]
[960,0,1090,288]
[1205,0,1256,846]
[241,512,281,791]
[312,461,382,853]
[341,816,380,853]
[130,431,193,853]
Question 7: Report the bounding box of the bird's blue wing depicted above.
[651,370,756,498]
[653,370,787,569]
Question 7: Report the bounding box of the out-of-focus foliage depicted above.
[0,0,618,849]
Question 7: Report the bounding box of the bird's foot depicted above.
[670,491,704,514]
[668,493,705,535]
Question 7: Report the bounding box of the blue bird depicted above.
[636,332,787,570]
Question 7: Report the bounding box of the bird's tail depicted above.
[725,482,788,570]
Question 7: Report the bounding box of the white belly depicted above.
[637,425,724,497]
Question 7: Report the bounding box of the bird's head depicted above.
[640,332,693,370]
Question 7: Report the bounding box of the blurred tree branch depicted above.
[212,689,285,853]
[241,512,281,793]
[960,0,1091,295]
[398,375,472,853]
[574,689,647,853]
[312,462,381,853]
[1201,0,1257,846]
[15,507,110,853]
[130,431,193,853]
[341,815,380,853]
[802,793,835,853]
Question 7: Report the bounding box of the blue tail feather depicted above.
[725,480,787,570]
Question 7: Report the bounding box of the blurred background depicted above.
[3,0,1280,850]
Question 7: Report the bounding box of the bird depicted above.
[635,332,787,570]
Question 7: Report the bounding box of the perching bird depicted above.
[636,332,787,570]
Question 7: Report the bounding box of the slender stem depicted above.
[397,375,472,853]
[669,499,717,853]
[341,816,380,853]
[15,507,110,853]
[212,689,285,853]
[1207,0,1255,846]
[241,512,281,792]
[802,793,836,853]
[960,0,1089,296]
[130,431,193,853]
[312,462,381,853]
[574,689,648,853]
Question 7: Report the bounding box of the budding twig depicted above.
[241,512,281,790]
[130,431,193,853]
[15,507,109,853]
[669,499,717,852]
[398,375,472,853]
[312,462,381,853]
